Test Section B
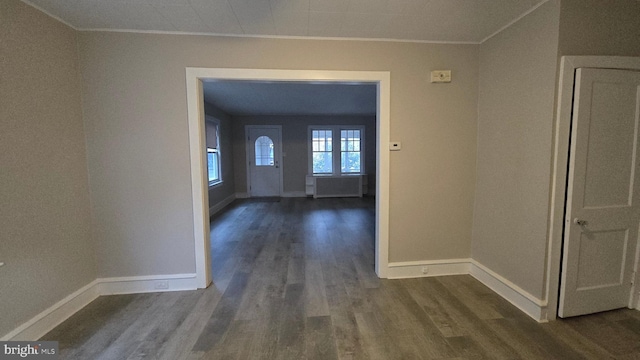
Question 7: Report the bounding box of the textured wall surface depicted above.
[0,0,96,337]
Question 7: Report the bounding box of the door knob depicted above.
[573,218,587,226]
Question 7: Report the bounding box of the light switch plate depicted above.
[390,142,402,151]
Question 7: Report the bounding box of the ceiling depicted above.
[202,81,377,116]
[25,0,546,43]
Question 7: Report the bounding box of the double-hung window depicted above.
[311,129,333,174]
[340,129,362,173]
[205,118,222,186]
[309,126,364,176]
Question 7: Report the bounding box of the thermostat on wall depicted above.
[431,70,451,83]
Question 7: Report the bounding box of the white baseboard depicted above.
[470,260,548,322]
[281,191,307,198]
[98,273,198,295]
[235,192,249,199]
[387,259,471,279]
[209,193,236,216]
[2,273,198,341]
[1,280,100,341]
[385,258,548,323]
[4,258,551,341]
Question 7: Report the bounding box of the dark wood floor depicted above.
[44,198,640,359]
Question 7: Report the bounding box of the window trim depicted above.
[310,127,334,174]
[308,125,365,176]
[207,148,221,186]
[206,116,223,187]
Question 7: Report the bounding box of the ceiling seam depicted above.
[226,0,246,35]
[20,0,77,31]
[190,3,214,34]
[151,4,179,32]
[479,0,550,44]
[74,28,481,45]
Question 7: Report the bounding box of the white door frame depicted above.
[245,125,284,197]
[186,68,391,288]
[546,56,640,320]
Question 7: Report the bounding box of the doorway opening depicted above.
[185,68,391,288]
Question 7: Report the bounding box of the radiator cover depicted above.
[309,175,363,198]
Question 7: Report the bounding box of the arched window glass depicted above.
[255,136,274,166]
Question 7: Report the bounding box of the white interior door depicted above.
[247,126,282,197]
[559,68,640,318]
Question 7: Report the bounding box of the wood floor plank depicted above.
[445,335,489,360]
[94,292,184,360]
[319,230,344,285]
[192,271,249,352]
[246,297,282,360]
[330,312,367,360]
[234,263,270,321]
[566,313,640,356]
[354,312,398,360]
[203,319,256,359]
[375,281,457,359]
[425,278,522,359]
[155,287,224,360]
[333,253,375,313]
[305,316,339,360]
[618,317,640,336]
[42,294,145,359]
[304,259,331,317]
[211,255,241,293]
[352,255,380,289]
[389,331,428,360]
[436,276,504,320]
[485,317,579,360]
[125,291,203,360]
[402,278,467,338]
[276,283,306,360]
[507,317,584,360]
[543,319,615,360]
[286,247,305,285]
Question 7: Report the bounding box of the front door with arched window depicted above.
[246,126,282,197]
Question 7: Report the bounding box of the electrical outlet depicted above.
[155,280,169,290]
[421,266,429,274]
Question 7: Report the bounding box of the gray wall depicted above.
[558,0,640,57]
[204,102,236,210]
[472,0,561,299]
[0,0,96,337]
[78,32,479,274]
[472,0,640,301]
[231,115,376,196]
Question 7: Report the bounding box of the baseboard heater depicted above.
[306,175,366,199]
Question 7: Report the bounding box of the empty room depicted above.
[2,0,640,359]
